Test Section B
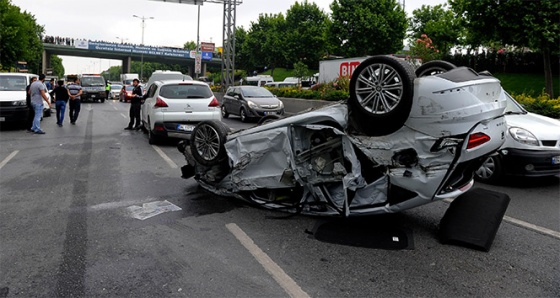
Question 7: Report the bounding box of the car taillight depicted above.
[154,97,168,108]
[467,132,490,149]
[208,97,219,107]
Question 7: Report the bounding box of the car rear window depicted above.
[159,84,213,99]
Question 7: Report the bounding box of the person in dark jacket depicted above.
[53,80,69,127]
[124,79,144,130]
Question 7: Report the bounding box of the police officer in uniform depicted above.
[125,78,143,130]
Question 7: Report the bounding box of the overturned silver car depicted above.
[178,56,508,217]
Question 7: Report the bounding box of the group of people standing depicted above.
[26,74,83,134]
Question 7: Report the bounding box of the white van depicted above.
[0,73,51,125]
[242,75,273,87]
[146,70,193,91]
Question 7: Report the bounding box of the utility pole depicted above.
[133,15,154,81]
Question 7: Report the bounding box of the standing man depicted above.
[25,76,38,132]
[53,80,69,127]
[105,81,111,100]
[124,78,143,130]
[29,74,50,134]
[67,78,82,125]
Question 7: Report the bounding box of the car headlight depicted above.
[279,100,284,108]
[12,100,26,106]
[247,100,258,109]
[509,127,539,146]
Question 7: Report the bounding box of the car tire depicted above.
[44,109,51,117]
[240,108,249,123]
[257,114,279,126]
[348,55,416,136]
[415,60,457,77]
[147,119,159,145]
[190,120,230,166]
[475,155,504,184]
[221,105,229,118]
[100,98,105,103]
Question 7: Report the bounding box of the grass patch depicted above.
[493,73,559,97]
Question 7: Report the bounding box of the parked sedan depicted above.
[221,86,284,122]
[141,80,221,144]
[475,93,560,183]
[109,84,122,99]
[119,85,134,103]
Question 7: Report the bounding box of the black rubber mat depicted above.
[309,217,414,250]
[440,187,510,251]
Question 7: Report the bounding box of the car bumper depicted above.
[152,121,196,139]
[247,108,284,118]
[500,148,560,177]
[0,106,29,123]
[82,92,107,101]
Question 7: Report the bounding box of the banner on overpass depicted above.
[75,41,195,59]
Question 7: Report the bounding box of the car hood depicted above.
[506,112,560,139]
[245,97,281,106]
[0,90,26,102]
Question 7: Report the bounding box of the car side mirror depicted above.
[234,95,240,100]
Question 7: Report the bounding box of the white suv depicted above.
[141,80,221,144]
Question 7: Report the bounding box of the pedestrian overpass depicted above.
[42,41,222,78]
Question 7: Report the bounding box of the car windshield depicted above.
[125,86,134,91]
[241,87,274,98]
[81,76,105,87]
[0,76,28,91]
[159,84,213,99]
[111,85,122,90]
[504,93,526,114]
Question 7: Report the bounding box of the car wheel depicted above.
[100,98,105,103]
[257,115,279,126]
[348,55,416,136]
[190,120,229,166]
[221,105,229,118]
[475,155,503,184]
[240,108,249,123]
[44,109,51,117]
[148,119,159,145]
[415,60,457,77]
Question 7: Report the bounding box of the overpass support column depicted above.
[122,57,132,74]
[41,50,50,74]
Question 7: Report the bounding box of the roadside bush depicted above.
[512,92,560,119]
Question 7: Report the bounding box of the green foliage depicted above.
[408,4,461,55]
[409,34,442,63]
[493,73,560,99]
[244,13,287,75]
[183,41,196,50]
[512,93,560,119]
[329,0,407,57]
[292,61,309,80]
[284,1,330,69]
[0,0,44,73]
[50,55,64,77]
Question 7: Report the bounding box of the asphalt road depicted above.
[0,100,558,297]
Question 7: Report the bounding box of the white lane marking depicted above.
[226,223,310,298]
[152,145,178,169]
[113,106,118,110]
[88,199,153,211]
[503,216,560,239]
[120,113,127,118]
[442,198,559,239]
[0,150,19,170]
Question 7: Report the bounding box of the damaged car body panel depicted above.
[179,56,507,217]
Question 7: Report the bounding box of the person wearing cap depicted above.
[29,74,50,134]
[124,78,144,130]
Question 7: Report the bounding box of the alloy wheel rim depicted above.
[354,63,404,114]
[475,156,495,179]
[194,125,220,161]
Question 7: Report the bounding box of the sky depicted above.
[11,0,446,74]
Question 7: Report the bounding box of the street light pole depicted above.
[133,15,154,81]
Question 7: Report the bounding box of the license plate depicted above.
[552,156,560,165]
[177,124,194,132]
[0,117,4,122]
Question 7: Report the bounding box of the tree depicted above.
[449,0,559,97]
[408,4,462,56]
[50,55,64,78]
[329,0,407,57]
[183,41,197,50]
[0,0,44,73]
[234,26,252,73]
[284,1,329,69]
[244,13,287,76]
[293,61,310,83]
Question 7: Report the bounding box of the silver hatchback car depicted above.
[221,86,284,122]
[141,80,221,144]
